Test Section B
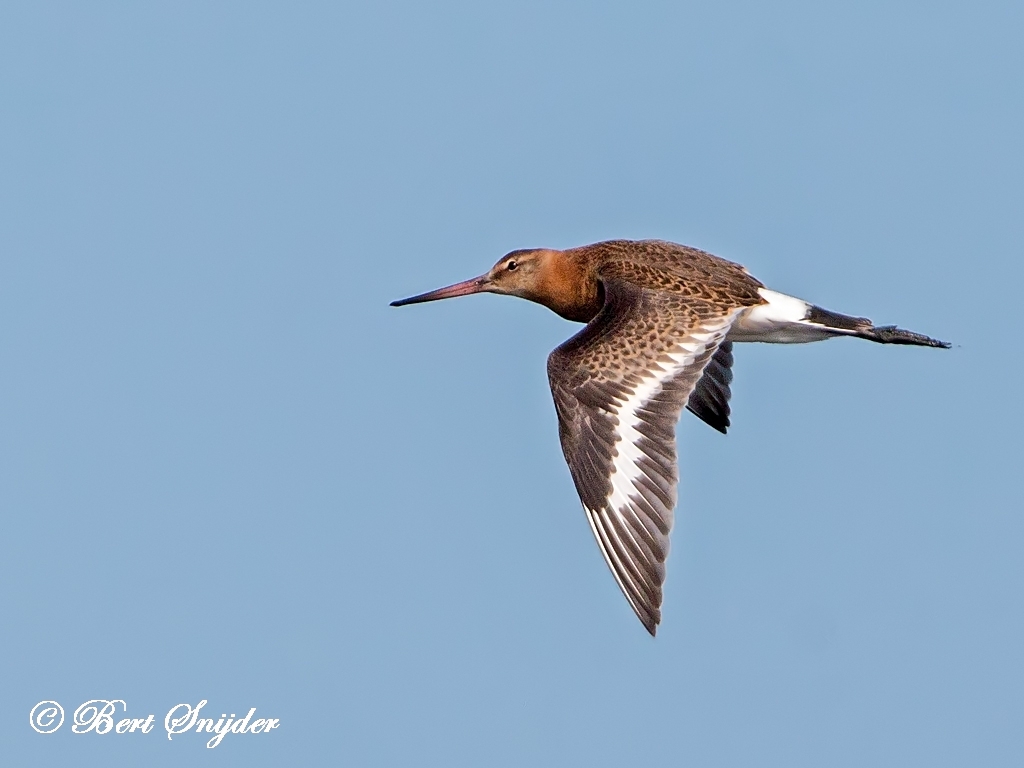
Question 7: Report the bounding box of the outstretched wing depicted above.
[547,279,740,635]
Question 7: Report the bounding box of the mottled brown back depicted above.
[566,239,765,309]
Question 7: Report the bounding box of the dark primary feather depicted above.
[686,342,735,434]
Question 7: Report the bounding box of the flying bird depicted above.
[391,239,948,635]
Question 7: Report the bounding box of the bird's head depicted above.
[390,249,555,306]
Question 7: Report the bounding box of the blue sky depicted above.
[2,2,1022,766]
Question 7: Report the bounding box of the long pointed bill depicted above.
[390,275,490,307]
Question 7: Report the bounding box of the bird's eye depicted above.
[507,260,518,271]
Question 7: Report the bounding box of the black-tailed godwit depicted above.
[391,239,948,635]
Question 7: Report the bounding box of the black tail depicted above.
[806,305,951,349]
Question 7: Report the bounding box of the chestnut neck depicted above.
[522,250,603,323]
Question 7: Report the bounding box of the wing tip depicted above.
[633,601,661,636]
[686,402,730,434]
